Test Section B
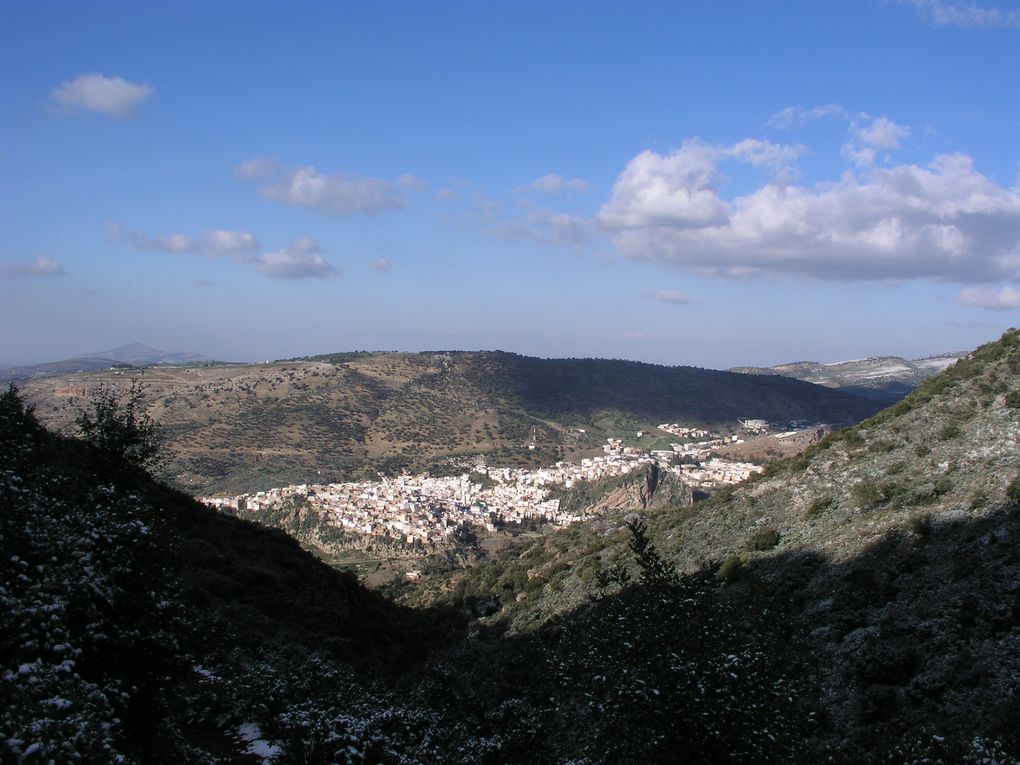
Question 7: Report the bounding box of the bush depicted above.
[908,512,934,538]
[716,555,743,583]
[806,496,833,518]
[75,380,166,474]
[1007,474,1020,506]
[746,527,781,552]
[852,480,884,510]
[937,423,961,441]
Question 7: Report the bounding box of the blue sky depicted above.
[3,0,1020,368]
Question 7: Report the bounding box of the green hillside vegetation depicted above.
[5,331,1019,762]
[21,350,881,495]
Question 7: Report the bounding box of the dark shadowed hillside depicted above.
[21,350,880,495]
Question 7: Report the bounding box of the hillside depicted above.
[731,352,962,404]
[5,331,1020,762]
[403,330,1020,758]
[20,350,880,495]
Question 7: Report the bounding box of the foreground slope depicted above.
[0,388,457,762]
[21,350,880,495]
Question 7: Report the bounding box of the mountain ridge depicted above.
[730,351,963,404]
[1,343,215,383]
[20,349,882,495]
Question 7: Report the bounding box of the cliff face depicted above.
[585,467,692,515]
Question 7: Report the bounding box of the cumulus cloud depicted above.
[202,229,261,256]
[112,224,259,258]
[768,105,910,168]
[524,173,590,195]
[112,223,335,279]
[596,138,802,232]
[50,73,153,118]
[649,289,692,304]
[369,257,391,273]
[0,255,64,279]
[956,285,1020,310]
[905,0,1020,28]
[130,231,199,253]
[855,117,910,150]
[842,116,911,167]
[235,156,404,215]
[256,238,337,279]
[597,140,1020,284]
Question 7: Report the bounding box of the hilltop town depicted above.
[202,424,788,548]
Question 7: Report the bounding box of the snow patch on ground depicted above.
[237,722,282,763]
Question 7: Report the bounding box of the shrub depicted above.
[1004,390,1020,409]
[937,423,961,441]
[716,555,743,583]
[852,480,884,510]
[806,496,833,518]
[842,429,865,447]
[746,527,781,552]
[908,512,933,538]
[1007,474,1020,506]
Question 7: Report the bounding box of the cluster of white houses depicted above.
[203,431,771,547]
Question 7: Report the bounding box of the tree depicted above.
[75,379,166,474]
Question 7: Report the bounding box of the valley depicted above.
[5,331,1019,762]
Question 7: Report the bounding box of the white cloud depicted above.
[202,229,261,256]
[369,257,391,273]
[766,104,846,129]
[0,255,64,279]
[131,231,199,253]
[842,116,911,168]
[649,289,691,304]
[597,140,1020,284]
[235,157,404,215]
[769,105,910,167]
[525,173,590,195]
[905,0,1020,28]
[50,73,153,118]
[113,223,334,279]
[855,117,910,149]
[957,285,1020,310]
[596,138,802,232]
[256,238,337,279]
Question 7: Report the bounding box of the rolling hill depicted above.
[20,350,881,495]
